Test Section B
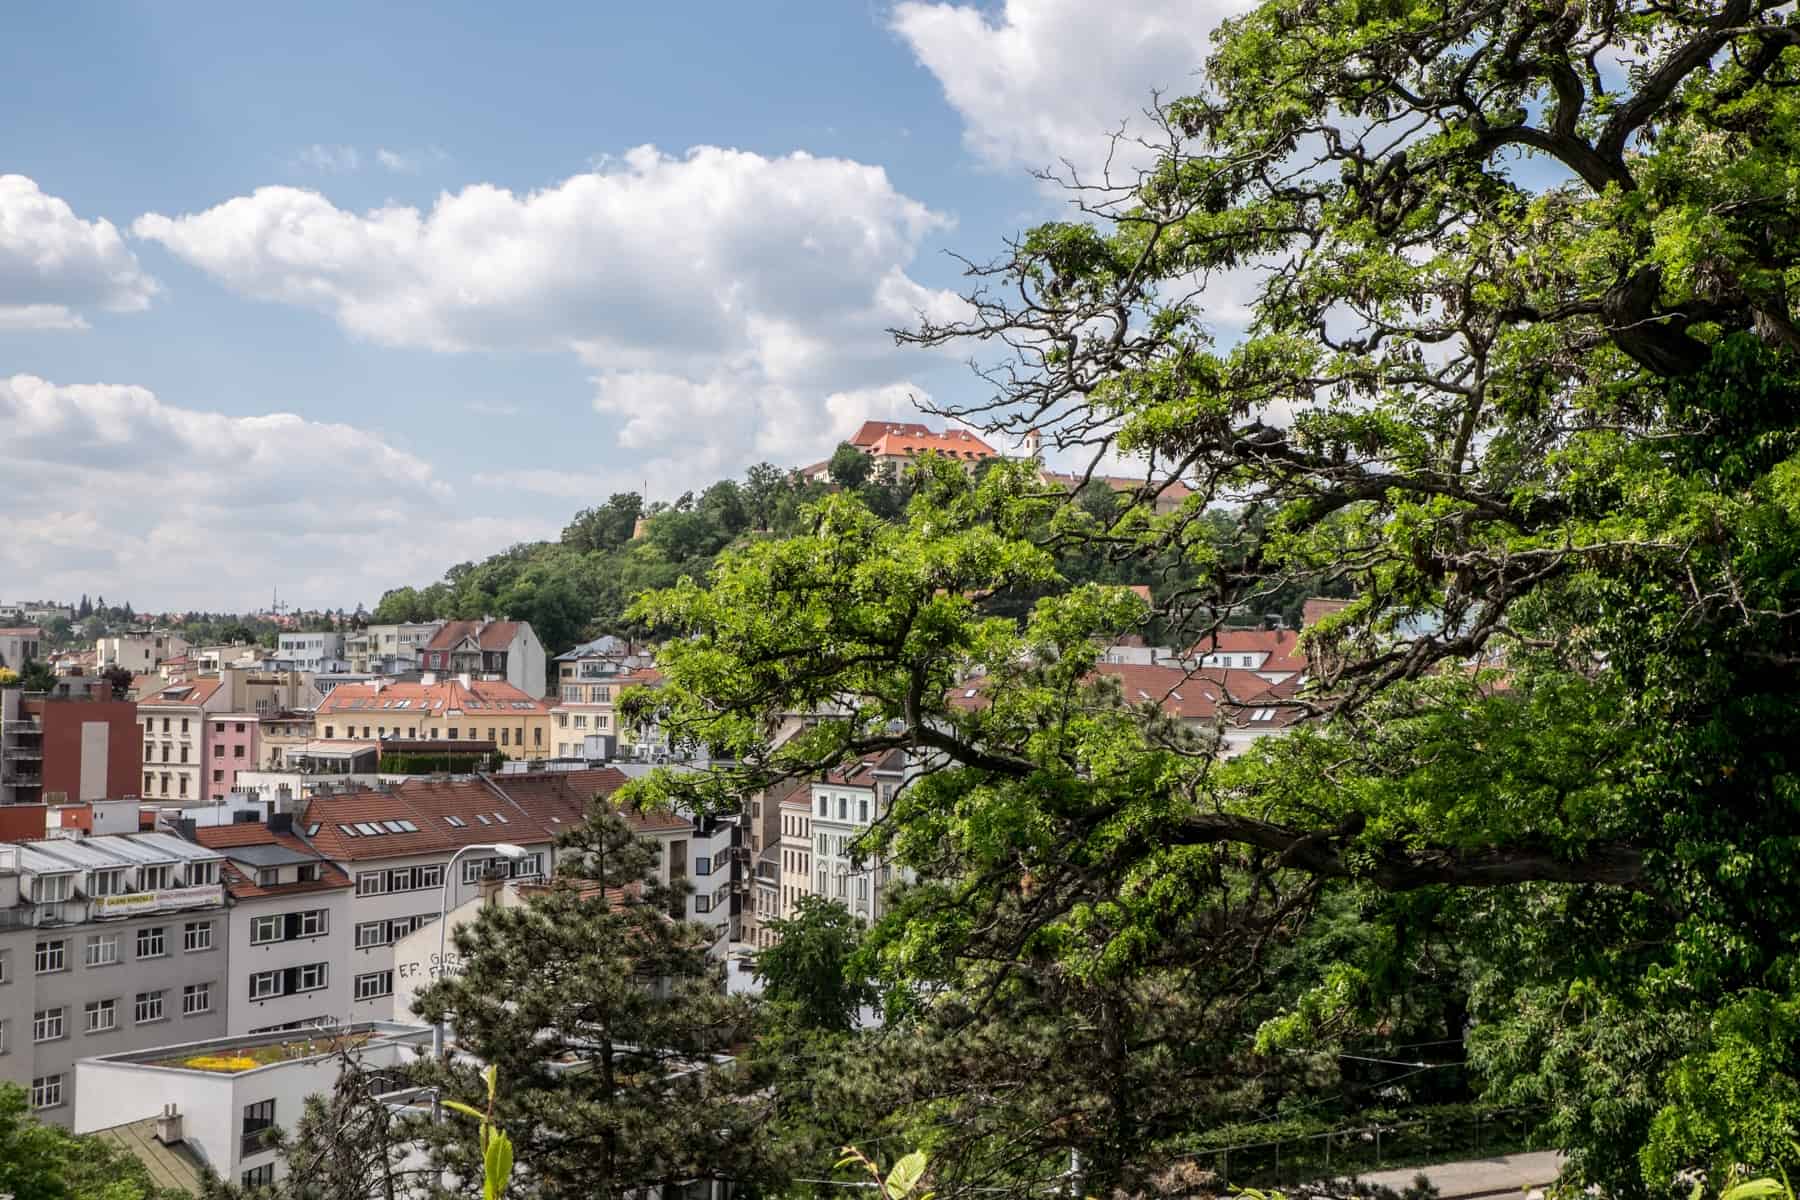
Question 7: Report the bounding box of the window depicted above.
[83,935,121,971]
[184,921,213,952]
[178,775,188,796]
[183,982,212,1015]
[257,867,278,886]
[180,745,189,763]
[296,962,328,991]
[592,685,611,702]
[354,970,394,1001]
[448,727,459,739]
[136,927,167,959]
[214,743,224,757]
[839,797,848,820]
[860,798,870,822]
[573,714,587,729]
[242,1165,275,1189]
[236,722,246,733]
[91,868,125,896]
[134,991,165,1023]
[297,863,320,882]
[249,971,281,1000]
[234,744,245,758]
[143,864,173,890]
[695,893,712,913]
[250,914,283,944]
[355,920,387,948]
[31,1074,63,1110]
[695,855,712,876]
[0,1018,6,1052]
[242,1099,276,1159]
[324,725,335,738]
[34,1007,65,1041]
[0,949,7,983]
[33,874,72,903]
[296,909,327,937]
[817,795,827,816]
[35,940,65,973]
[85,998,117,1033]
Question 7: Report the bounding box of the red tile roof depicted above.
[1040,471,1194,501]
[1094,662,1304,725]
[850,420,936,445]
[1188,629,1309,673]
[297,785,548,861]
[138,678,224,707]
[488,769,690,834]
[424,619,524,653]
[865,427,997,461]
[949,664,1303,727]
[823,749,905,786]
[315,676,550,716]
[192,824,352,899]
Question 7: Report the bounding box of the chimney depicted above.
[155,1103,183,1145]
[479,868,505,908]
[457,673,472,689]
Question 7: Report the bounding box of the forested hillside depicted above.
[368,452,1269,655]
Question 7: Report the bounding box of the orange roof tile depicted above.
[139,678,224,707]
[1189,628,1309,673]
[315,676,551,716]
[866,427,998,461]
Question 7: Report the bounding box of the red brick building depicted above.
[1,685,143,807]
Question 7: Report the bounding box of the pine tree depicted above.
[410,806,778,1200]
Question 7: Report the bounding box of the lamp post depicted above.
[431,841,525,1061]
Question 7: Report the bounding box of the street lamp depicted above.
[431,841,526,1061]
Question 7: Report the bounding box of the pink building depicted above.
[204,713,260,802]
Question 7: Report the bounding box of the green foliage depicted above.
[409,803,778,1200]
[755,895,876,1034]
[0,1083,186,1200]
[377,750,503,775]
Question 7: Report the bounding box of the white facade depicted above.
[225,885,352,1036]
[274,632,345,673]
[340,848,549,1021]
[97,631,190,671]
[73,1022,433,1189]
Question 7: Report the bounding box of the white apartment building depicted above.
[344,622,442,674]
[192,820,353,1035]
[136,677,226,803]
[73,1021,434,1190]
[96,630,190,672]
[274,631,345,673]
[0,626,43,671]
[808,751,908,924]
[294,783,557,1022]
[0,835,229,1126]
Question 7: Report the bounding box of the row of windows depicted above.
[144,744,191,763]
[354,970,394,1001]
[211,742,249,757]
[31,923,213,973]
[355,864,444,896]
[143,771,190,797]
[29,985,210,1043]
[558,684,613,702]
[782,813,811,839]
[816,793,873,822]
[322,724,545,746]
[554,711,611,729]
[142,717,192,734]
[249,963,328,999]
[251,909,328,944]
[356,913,435,948]
[459,852,544,884]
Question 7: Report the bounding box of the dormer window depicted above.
[141,865,173,891]
[90,869,126,897]
[32,874,73,904]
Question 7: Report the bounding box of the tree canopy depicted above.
[618,2,1800,1195]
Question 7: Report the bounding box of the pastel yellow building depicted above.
[313,676,553,760]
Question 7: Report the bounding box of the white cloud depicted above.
[0,374,545,610]
[892,0,1252,182]
[132,145,966,476]
[293,144,361,173]
[374,147,447,173]
[0,175,159,331]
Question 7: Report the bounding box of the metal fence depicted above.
[1186,1107,1543,1190]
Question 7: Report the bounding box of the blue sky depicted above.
[0,0,1237,611]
